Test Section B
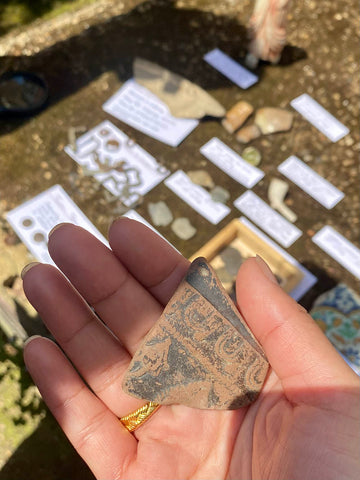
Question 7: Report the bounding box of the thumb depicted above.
[236,256,358,399]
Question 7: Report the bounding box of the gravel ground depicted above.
[0,0,359,477]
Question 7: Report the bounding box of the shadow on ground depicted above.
[0,325,93,480]
[0,0,304,135]
[0,414,94,480]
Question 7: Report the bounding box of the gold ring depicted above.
[120,402,160,432]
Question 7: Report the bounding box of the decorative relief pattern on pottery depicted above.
[123,258,269,410]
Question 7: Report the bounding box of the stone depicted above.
[255,108,294,134]
[134,57,225,119]
[122,258,269,410]
[148,201,173,227]
[221,101,254,133]
[187,169,215,189]
[215,266,235,290]
[268,178,297,222]
[241,146,262,166]
[220,246,243,276]
[235,124,261,143]
[171,217,197,240]
[210,185,230,204]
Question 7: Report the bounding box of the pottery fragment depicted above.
[171,217,197,240]
[235,124,261,144]
[134,57,225,119]
[210,185,230,204]
[221,101,254,133]
[255,107,294,134]
[122,257,269,410]
[148,201,173,227]
[220,246,243,276]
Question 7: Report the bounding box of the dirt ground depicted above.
[0,0,359,478]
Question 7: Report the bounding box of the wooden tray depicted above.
[189,219,303,294]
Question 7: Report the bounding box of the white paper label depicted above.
[204,49,258,89]
[239,217,317,300]
[234,191,302,247]
[165,170,230,224]
[64,120,169,207]
[103,79,198,146]
[312,226,360,279]
[200,138,264,188]
[6,185,108,265]
[278,156,344,209]
[291,93,349,142]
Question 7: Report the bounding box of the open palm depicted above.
[23,219,359,479]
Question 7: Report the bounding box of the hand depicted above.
[22,219,360,480]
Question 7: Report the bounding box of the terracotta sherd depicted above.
[122,258,269,410]
[255,107,294,134]
[236,124,261,144]
[221,101,254,134]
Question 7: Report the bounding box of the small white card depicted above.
[204,49,258,89]
[312,226,360,279]
[6,185,108,265]
[165,170,230,224]
[103,79,199,146]
[278,155,344,209]
[234,191,302,247]
[200,137,264,188]
[291,93,349,142]
[239,217,317,300]
[65,120,169,207]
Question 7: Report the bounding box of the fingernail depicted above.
[21,262,41,280]
[23,335,43,348]
[255,255,277,284]
[48,222,67,239]
[108,216,121,232]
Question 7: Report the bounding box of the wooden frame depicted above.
[189,219,303,294]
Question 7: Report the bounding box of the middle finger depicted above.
[48,223,163,355]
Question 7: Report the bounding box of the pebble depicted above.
[148,201,173,227]
[221,101,254,133]
[220,246,243,276]
[216,266,234,287]
[242,146,262,166]
[187,170,215,189]
[210,185,230,204]
[171,217,197,240]
[235,124,261,143]
[255,108,294,134]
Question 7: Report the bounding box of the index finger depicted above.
[109,218,190,305]
[48,219,189,355]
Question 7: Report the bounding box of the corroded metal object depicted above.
[123,258,269,410]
